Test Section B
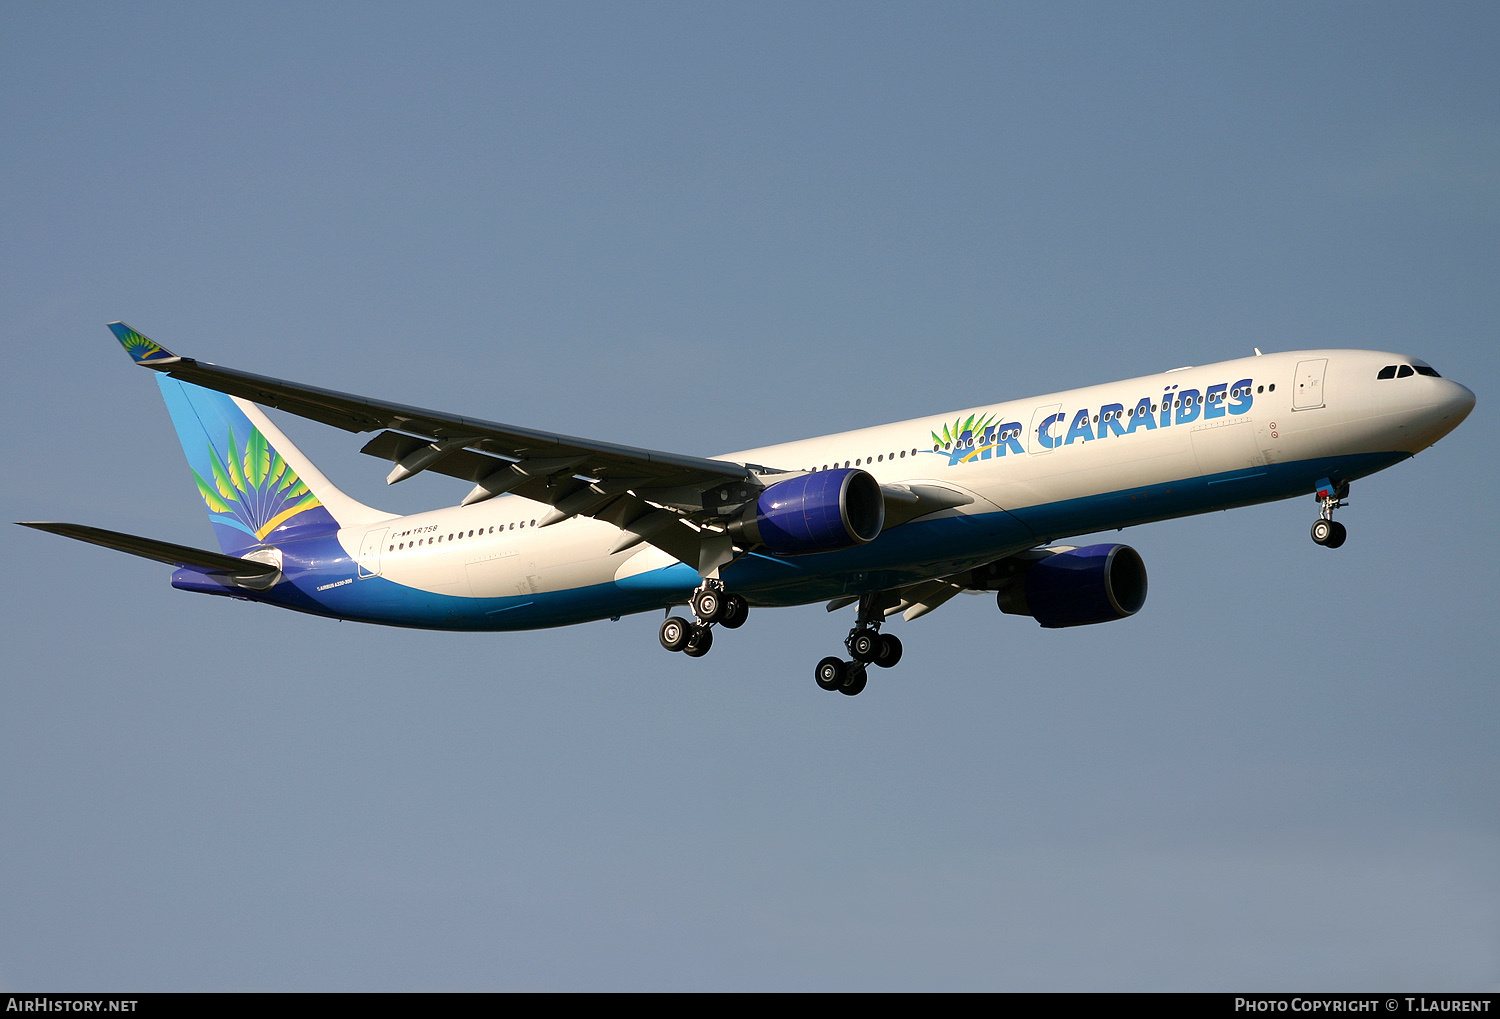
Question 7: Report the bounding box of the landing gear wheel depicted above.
[719,594,749,629]
[683,624,714,657]
[1311,478,1351,549]
[815,656,846,691]
[659,616,693,652]
[848,630,880,663]
[839,663,868,696]
[691,589,724,624]
[873,633,903,668]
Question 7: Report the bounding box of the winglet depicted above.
[108,322,182,365]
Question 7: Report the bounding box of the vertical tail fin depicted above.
[154,374,391,555]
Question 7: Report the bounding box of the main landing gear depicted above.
[814,592,904,696]
[1310,478,1350,549]
[659,579,749,658]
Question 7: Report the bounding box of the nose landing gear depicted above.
[1311,478,1350,549]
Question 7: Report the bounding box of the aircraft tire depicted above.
[849,630,880,663]
[719,594,749,629]
[1325,521,1347,549]
[660,616,693,652]
[1311,519,1333,546]
[874,633,903,668]
[683,624,714,657]
[691,589,724,623]
[815,656,845,691]
[839,663,868,696]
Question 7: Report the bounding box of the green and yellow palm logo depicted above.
[113,324,172,362]
[931,412,1001,464]
[194,426,323,541]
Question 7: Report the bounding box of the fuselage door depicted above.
[1028,403,1064,455]
[1293,358,1328,411]
[357,527,387,578]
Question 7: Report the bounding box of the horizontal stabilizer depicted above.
[17,522,279,578]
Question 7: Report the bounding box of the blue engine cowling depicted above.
[999,543,1148,628]
[731,468,884,554]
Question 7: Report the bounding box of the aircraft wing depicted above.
[825,546,1070,622]
[110,323,764,573]
[109,324,980,576]
[109,323,752,487]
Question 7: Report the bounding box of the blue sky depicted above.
[2,2,1497,990]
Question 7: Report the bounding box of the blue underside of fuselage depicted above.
[179,450,1409,631]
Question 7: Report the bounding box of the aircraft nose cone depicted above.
[1446,379,1477,419]
[1399,376,1476,451]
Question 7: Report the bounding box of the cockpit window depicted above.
[1377,365,1397,379]
[1397,365,1415,378]
[1414,365,1441,377]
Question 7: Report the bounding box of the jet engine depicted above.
[730,468,884,554]
[992,543,1148,628]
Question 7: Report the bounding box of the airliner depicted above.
[21,325,1474,696]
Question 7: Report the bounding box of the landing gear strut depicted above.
[659,579,749,657]
[1310,478,1349,549]
[813,592,903,696]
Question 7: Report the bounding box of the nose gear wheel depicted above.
[1311,478,1350,548]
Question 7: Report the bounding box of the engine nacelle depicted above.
[996,543,1148,628]
[730,468,884,555]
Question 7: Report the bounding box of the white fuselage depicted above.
[319,348,1472,625]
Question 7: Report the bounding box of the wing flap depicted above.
[359,430,518,484]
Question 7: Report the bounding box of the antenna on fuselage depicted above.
[1253,347,1264,356]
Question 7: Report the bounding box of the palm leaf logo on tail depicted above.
[191,424,323,541]
[112,324,174,363]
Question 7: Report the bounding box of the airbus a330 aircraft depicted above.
[23,325,1474,696]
